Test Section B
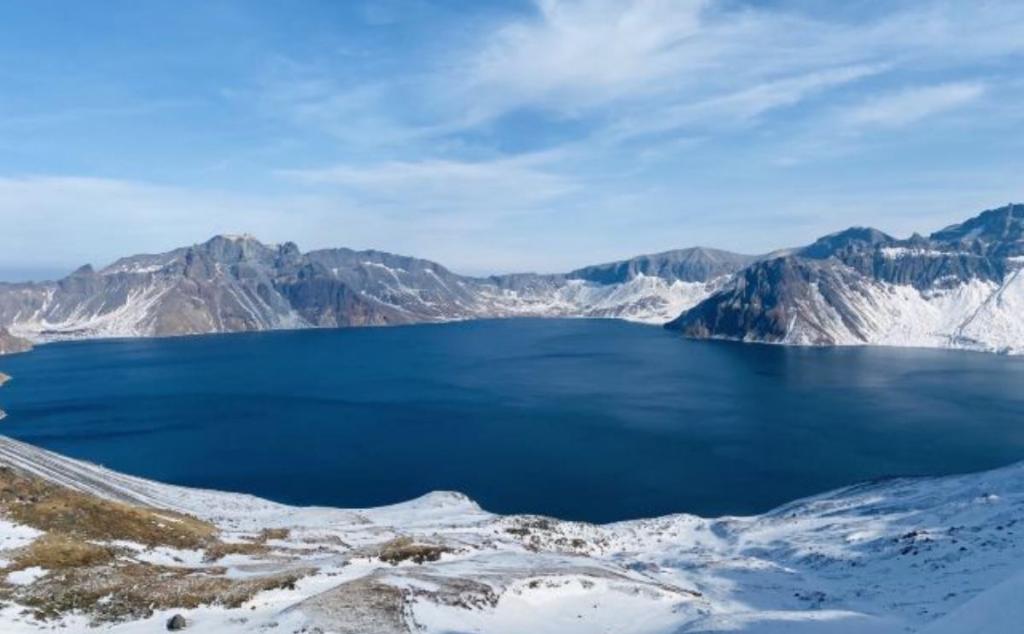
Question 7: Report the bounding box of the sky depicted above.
[1,0,1023,279]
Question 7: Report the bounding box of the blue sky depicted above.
[1,0,1023,278]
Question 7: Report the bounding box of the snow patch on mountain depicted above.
[0,241,736,345]
[768,274,1020,353]
[955,267,1024,354]
[473,274,725,325]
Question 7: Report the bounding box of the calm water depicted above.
[1,319,1022,522]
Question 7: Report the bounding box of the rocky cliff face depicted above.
[669,204,1024,353]
[2,204,1021,355]
[0,236,753,346]
[0,328,32,355]
[567,247,756,284]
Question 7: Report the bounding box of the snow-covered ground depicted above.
[1,435,1022,633]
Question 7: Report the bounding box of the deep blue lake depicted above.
[1,319,1023,522]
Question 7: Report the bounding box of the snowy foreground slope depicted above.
[0,436,1022,633]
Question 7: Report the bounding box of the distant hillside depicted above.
[668,203,1024,355]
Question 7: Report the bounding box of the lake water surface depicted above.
[1,319,1022,522]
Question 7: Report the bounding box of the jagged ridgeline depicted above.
[0,203,1021,355]
[0,237,750,341]
[667,203,1024,353]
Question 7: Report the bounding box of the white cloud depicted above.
[610,64,885,140]
[6,1,1024,275]
[449,0,1024,127]
[252,1,1024,158]
[279,153,576,214]
[840,82,987,128]
[465,0,711,113]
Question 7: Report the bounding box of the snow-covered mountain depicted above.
[2,203,1022,355]
[668,203,1024,354]
[0,238,749,347]
[0,434,1022,633]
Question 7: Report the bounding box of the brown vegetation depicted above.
[0,466,312,624]
[376,536,451,565]
[0,466,216,548]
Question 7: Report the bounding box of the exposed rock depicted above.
[166,614,187,630]
[0,328,32,356]
[567,247,756,284]
[0,237,752,341]
[669,203,1024,353]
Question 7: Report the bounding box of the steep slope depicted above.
[0,237,752,345]
[669,204,1024,354]
[0,329,31,355]
[568,247,756,284]
[2,203,1021,354]
[0,435,1022,633]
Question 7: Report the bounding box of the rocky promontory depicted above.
[0,329,32,356]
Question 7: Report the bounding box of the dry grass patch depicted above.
[202,526,291,562]
[8,533,118,571]
[377,536,451,565]
[0,466,316,623]
[202,540,269,562]
[5,562,310,622]
[0,467,216,549]
[259,527,290,541]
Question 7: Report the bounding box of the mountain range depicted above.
[0,203,1021,355]
[668,203,1024,353]
[0,237,749,344]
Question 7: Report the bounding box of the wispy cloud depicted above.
[609,64,885,141]
[449,1,1021,124]
[248,1,1024,158]
[462,0,711,114]
[840,81,987,129]
[3,1,1024,272]
[279,152,576,214]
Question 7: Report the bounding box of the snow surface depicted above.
[750,271,1024,355]
[1,436,1023,633]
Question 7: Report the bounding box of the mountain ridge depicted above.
[668,203,1024,354]
[1,203,1022,355]
[0,236,753,347]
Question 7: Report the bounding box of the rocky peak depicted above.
[193,235,279,265]
[568,247,756,284]
[800,227,895,259]
[930,203,1024,255]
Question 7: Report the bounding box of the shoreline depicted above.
[0,372,7,421]
[4,316,1022,358]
